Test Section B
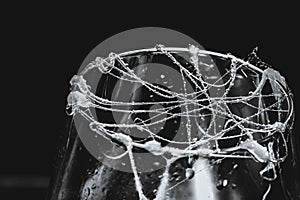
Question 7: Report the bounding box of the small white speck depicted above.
[223,179,228,187]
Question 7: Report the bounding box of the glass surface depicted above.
[47,46,300,200]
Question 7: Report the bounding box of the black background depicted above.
[1,3,299,200]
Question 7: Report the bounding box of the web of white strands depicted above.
[66,45,294,200]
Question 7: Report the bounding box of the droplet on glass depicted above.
[185,168,195,179]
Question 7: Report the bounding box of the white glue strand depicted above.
[127,144,148,200]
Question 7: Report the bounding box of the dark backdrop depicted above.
[2,4,299,200]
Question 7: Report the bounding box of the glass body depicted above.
[47,49,300,200]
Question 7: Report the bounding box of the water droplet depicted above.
[222,179,228,187]
[91,183,96,189]
[172,171,181,177]
[216,179,229,190]
[65,105,74,116]
[185,168,195,179]
[160,74,165,79]
[233,163,238,169]
[83,188,90,199]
